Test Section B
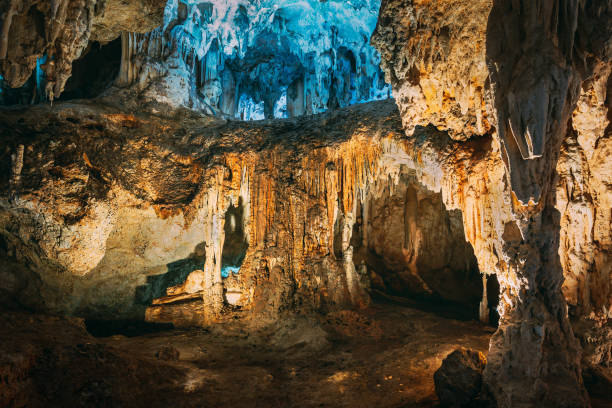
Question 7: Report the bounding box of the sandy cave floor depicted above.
[2,298,499,408]
[3,297,610,408]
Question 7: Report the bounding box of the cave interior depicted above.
[0,0,610,407]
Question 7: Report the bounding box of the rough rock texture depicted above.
[110,0,391,119]
[0,310,187,408]
[0,1,610,407]
[360,172,481,305]
[0,0,164,100]
[434,348,487,408]
[557,65,612,367]
[91,0,166,43]
[372,0,493,140]
[0,99,487,323]
[373,0,611,203]
[373,1,612,407]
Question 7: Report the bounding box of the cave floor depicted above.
[3,300,495,407]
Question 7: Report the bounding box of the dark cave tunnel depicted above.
[345,176,500,326]
[59,38,122,101]
[221,199,249,278]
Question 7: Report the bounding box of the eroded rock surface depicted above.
[373,1,611,406]
[110,0,391,118]
[1,99,487,323]
[0,1,610,407]
[434,348,487,408]
[0,0,164,100]
[557,65,612,368]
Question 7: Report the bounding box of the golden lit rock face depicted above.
[373,0,611,406]
[372,0,493,140]
[0,100,489,327]
[374,0,611,205]
[91,0,165,43]
[557,65,612,367]
[0,101,378,317]
[0,1,610,406]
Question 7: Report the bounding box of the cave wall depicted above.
[110,0,391,118]
[357,170,481,307]
[372,0,611,406]
[1,1,389,114]
[0,0,165,101]
[0,0,609,406]
[0,100,487,327]
[557,65,612,367]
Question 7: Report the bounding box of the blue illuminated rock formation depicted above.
[120,0,391,118]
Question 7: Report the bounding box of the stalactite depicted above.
[117,32,131,87]
[116,32,141,87]
[0,0,18,60]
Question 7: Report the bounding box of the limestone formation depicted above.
[434,348,487,408]
[0,0,610,407]
[373,1,611,406]
[109,0,392,118]
[557,64,612,368]
[0,0,164,100]
[0,98,491,324]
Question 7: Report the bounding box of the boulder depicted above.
[434,348,487,408]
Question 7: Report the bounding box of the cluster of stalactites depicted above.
[118,0,391,119]
[187,156,253,314]
[0,0,98,103]
[115,30,166,87]
[190,141,389,310]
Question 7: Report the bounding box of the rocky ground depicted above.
[2,298,496,408]
[2,300,611,408]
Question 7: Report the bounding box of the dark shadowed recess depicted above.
[84,319,174,338]
[221,198,249,274]
[346,173,500,325]
[0,38,122,106]
[86,243,208,337]
[59,38,122,101]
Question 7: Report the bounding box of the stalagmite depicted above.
[372,1,611,406]
[9,144,24,188]
[479,274,489,324]
[0,1,610,406]
[341,211,362,306]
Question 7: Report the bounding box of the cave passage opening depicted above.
[0,38,121,106]
[221,199,249,305]
[349,172,499,325]
[59,38,122,101]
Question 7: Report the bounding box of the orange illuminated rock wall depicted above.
[0,100,475,321]
[373,0,611,406]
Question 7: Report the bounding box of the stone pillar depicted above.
[287,76,305,117]
[202,203,225,316]
[341,210,367,307]
[483,211,588,407]
[10,144,24,189]
[479,274,489,324]
[361,192,369,248]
